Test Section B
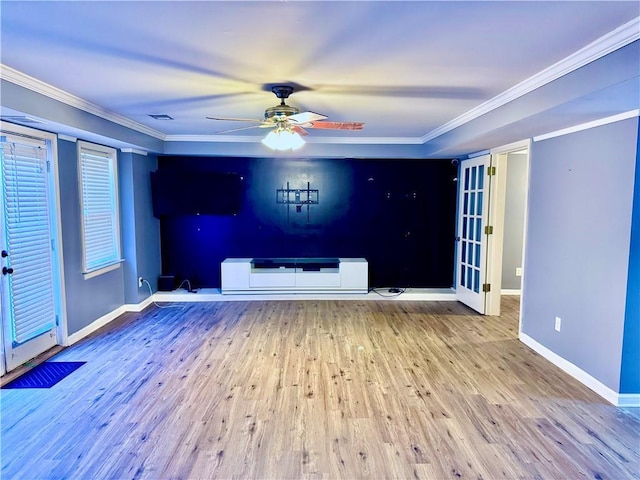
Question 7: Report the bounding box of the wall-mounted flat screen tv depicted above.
[150,170,242,218]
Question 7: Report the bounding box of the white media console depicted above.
[221,258,368,294]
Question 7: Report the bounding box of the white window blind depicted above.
[78,141,121,276]
[1,135,57,344]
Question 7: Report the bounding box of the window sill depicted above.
[83,260,123,280]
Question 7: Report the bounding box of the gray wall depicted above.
[501,152,528,290]
[119,151,161,304]
[57,138,126,336]
[522,117,638,392]
[57,140,161,335]
[620,124,640,394]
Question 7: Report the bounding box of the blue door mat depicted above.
[2,362,86,389]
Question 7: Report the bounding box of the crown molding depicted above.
[0,64,166,140]
[2,16,638,148]
[120,148,148,156]
[165,134,423,145]
[421,16,640,144]
[165,135,259,143]
[57,134,77,143]
[533,109,640,142]
[306,136,423,145]
[466,150,490,159]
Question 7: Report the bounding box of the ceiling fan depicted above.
[206,85,364,136]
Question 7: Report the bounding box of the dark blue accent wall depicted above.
[157,156,457,289]
[620,122,640,394]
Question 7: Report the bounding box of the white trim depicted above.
[49,133,69,351]
[518,144,533,338]
[490,139,531,155]
[467,149,491,159]
[82,260,123,280]
[520,332,633,406]
[501,289,521,296]
[57,134,77,143]
[166,135,259,143]
[165,134,424,145]
[484,152,507,316]
[64,295,154,346]
[533,109,640,142]
[422,17,640,144]
[65,306,125,346]
[617,394,640,408]
[0,64,166,140]
[154,288,456,302]
[303,136,425,145]
[120,148,148,156]
[125,295,155,313]
[0,115,45,125]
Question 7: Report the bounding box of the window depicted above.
[77,141,121,279]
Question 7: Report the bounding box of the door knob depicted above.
[1,250,7,258]
[2,267,13,275]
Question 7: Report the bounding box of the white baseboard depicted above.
[154,287,457,302]
[64,295,154,346]
[125,295,155,312]
[501,289,521,295]
[520,333,640,407]
[617,394,640,408]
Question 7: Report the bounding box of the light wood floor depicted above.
[1,297,638,479]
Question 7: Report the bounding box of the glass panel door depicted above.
[1,132,59,372]
[455,155,491,313]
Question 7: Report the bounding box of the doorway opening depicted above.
[455,140,530,320]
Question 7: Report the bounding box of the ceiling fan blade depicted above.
[206,116,264,123]
[214,125,270,134]
[307,121,365,130]
[291,125,309,136]
[288,111,328,124]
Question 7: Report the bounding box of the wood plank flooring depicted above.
[1,297,639,479]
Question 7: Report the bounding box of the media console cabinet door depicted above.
[221,258,251,291]
[249,270,296,288]
[340,259,368,290]
[295,272,341,288]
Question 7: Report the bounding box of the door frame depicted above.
[0,122,68,372]
[484,139,531,316]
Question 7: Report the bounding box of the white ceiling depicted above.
[1,1,639,152]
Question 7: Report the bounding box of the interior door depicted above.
[1,132,59,372]
[455,155,491,313]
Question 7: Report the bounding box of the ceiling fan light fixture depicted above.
[262,129,305,151]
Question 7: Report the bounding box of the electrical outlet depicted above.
[555,316,561,332]
[138,277,144,288]
[515,267,523,277]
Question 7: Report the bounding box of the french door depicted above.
[455,155,491,313]
[0,127,62,373]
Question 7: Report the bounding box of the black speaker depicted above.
[158,275,175,291]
